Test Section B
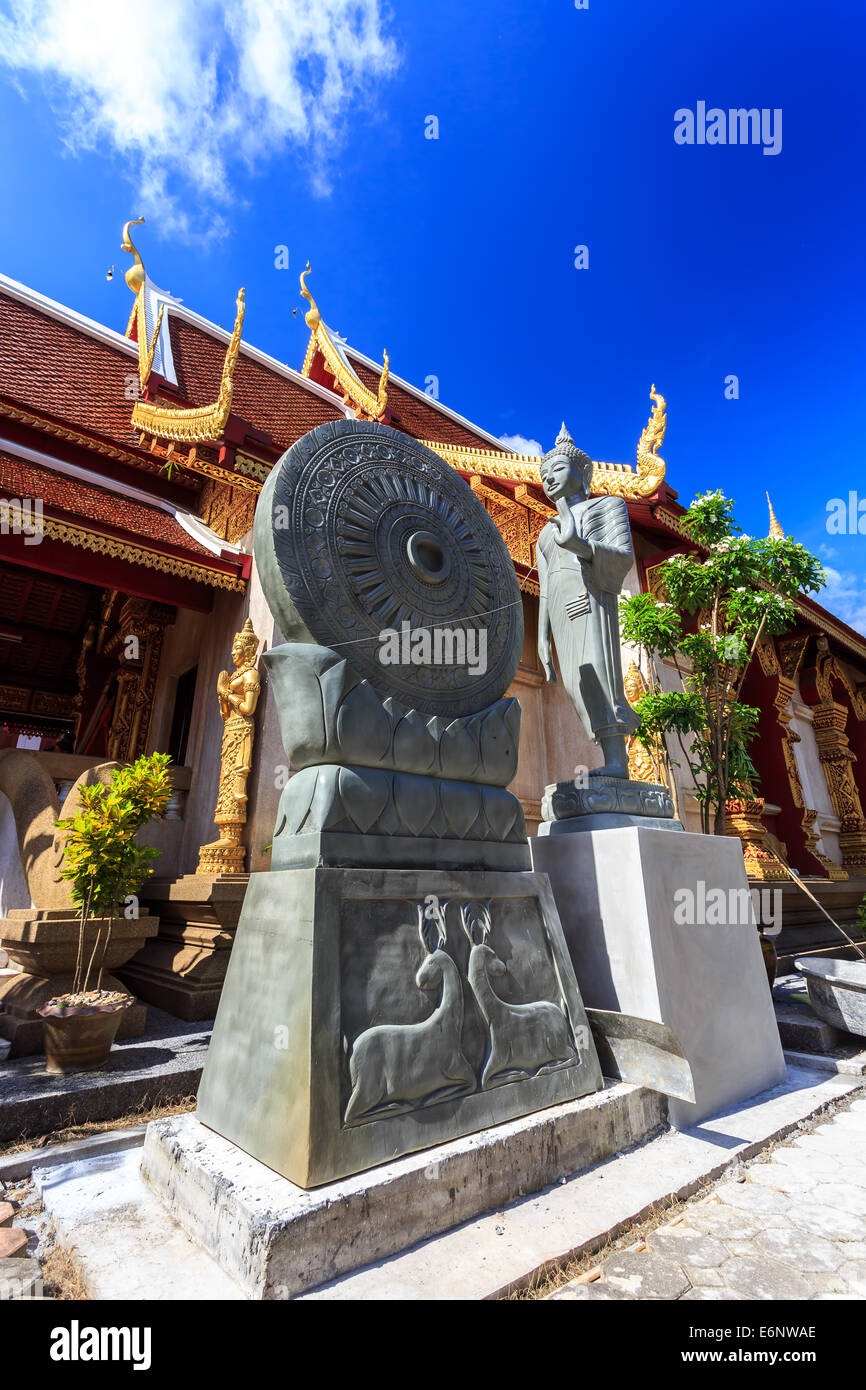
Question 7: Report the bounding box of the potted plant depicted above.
[38,752,172,1073]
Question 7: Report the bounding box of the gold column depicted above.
[758,636,848,881]
[197,618,261,875]
[809,646,866,871]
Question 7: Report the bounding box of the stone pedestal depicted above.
[118,875,249,1022]
[196,867,602,1188]
[530,827,787,1127]
[144,1083,664,1298]
[0,910,158,1056]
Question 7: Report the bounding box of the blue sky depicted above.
[0,0,863,632]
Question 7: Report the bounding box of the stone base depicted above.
[196,867,603,1188]
[530,827,787,1128]
[196,843,246,876]
[541,775,676,825]
[118,875,249,1022]
[143,1083,665,1298]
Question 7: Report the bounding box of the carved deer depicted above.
[344,899,476,1126]
[460,900,578,1090]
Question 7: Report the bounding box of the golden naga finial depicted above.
[639,384,667,462]
[121,215,164,388]
[131,286,245,446]
[298,260,388,420]
[300,260,321,331]
[121,216,146,297]
[767,492,784,539]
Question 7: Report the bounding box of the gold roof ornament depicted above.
[131,287,246,444]
[121,217,164,389]
[422,385,668,501]
[300,262,389,420]
[767,492,784,538]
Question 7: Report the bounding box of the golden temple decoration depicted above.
[724,790,789,881]
[766,492,784,539]
[759,637,848,880]
[37,516,247,592]
[198,619,261,875]
[121,217,164,390]
[131,288,246,444]
[422,386,668,501]
[300,262,389,420]
[807,642,866,869]
[623,659,668,785]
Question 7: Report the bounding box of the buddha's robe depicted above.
[538,495,638,745]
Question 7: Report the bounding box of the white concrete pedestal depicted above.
[530,826,786,1127]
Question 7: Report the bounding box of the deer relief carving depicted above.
[460,900,578,1090]
[344,899,476,1126]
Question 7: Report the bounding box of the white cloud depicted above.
[499,433,542,457]
[820,564,866,638]
[0,0,399,238]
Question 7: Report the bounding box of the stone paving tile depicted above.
[549,1281,635,1301]
[771,1147,838,1174]
[600,1251,691,1300]
[746,1165,815,1194]
[809,1271,849,1295]
[685,1205,770,1240]
[723,1239,766,1258]
[713,1181,792,1215]
[647,1227,728,1267]
[755,1227,845,1271]
[788,1203,866,1243]
[685,1266,725,1288]
[810,1183,866,1217]
[546,1095,866,1302]
[681,1287,742,1300]
[838,1261,866,1294]
[720,1256,816,1300]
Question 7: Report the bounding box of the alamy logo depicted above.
[378,621,487,676]
[50,1321,151,1371]
[826,492,866,535]
[674,882,782,935]
[0,496,43,544]
[674,103,782,156]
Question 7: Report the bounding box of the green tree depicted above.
[55,752,172,1000]
[620,490,825,835]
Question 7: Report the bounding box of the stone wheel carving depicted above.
[254,420,523,716]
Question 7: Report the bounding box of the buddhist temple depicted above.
[1,222,865,981]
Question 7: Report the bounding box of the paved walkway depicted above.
[550,1092,866,1300]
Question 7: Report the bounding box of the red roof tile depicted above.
[0,293,141,449]
[167,316,341,448]
[0,451,215,558]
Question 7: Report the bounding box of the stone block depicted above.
[120,875,249,1022]
[530,826,787,1127]
[143,1082,664,1298]
[196,866,603,1188]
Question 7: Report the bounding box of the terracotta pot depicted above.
[39,1000,132,1074]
